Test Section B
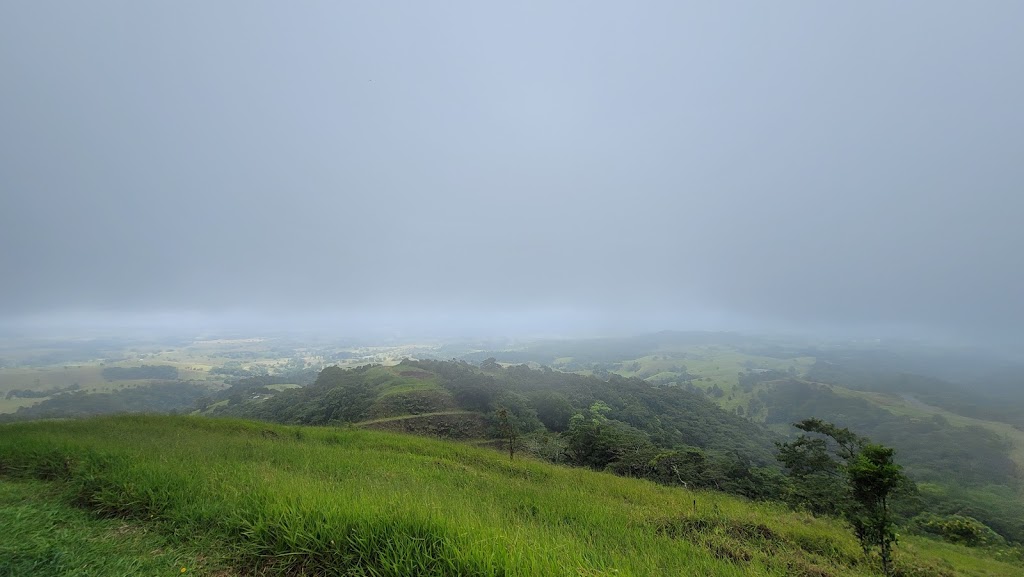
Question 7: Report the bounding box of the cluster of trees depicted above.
[437,359,777,461]
[4,383,80,399]
[218,365,385,423]
[554,400,785,499]
[221,359,785,499]
[737,368,789,392]
[758,380,1023,544]
[427,359,794,499]
[195,369,319,413]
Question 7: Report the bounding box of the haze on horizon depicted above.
[2,2,1022,342]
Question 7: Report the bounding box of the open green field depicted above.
[0,415,1017,576]
[577,344,816,415]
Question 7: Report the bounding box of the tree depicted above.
[565,401,631,469]
[528,390,575,432]
[776,419,864,516]
[495,407,518,460]
[777,419,908,576]
[846,444,905,577]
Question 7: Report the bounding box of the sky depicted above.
[1,2,1022,340]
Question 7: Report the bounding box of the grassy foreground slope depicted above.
[0,416,1015,577]
[0,478,229,576]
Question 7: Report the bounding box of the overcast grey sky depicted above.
[1,2,1022,338]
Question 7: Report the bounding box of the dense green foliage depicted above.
[910,513,1007,548]
[760,380,1024,543]
[194,369,319,412]
[219,360,783,500]
[762,380,1017,488]
[914,483,1024,548]
[776,418,862,517]
[846,445,905,576]
[778,419,909,575]
[1,415,1017,576]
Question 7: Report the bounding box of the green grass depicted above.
[0,477,230,576]
[373,365,442,395]
[0,415,1017,576]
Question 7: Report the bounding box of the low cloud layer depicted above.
[2,2,1022,339]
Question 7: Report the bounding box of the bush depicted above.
[910,513,1006,547]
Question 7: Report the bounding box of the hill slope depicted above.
[461,333,1024,542]
[0,415,1018,576]
[210,360,784,500]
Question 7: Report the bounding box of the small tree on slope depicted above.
[846,443,904,577]
[777,419,908,576]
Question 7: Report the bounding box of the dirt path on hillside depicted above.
[355,410,476,426]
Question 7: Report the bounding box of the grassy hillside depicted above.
[210,360,785,501]
[465,334,1024,542]
[202,358,1024,544]
[0,415,1018,576]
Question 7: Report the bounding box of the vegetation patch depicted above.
[0,415,1018,577]
[367,388,456,418]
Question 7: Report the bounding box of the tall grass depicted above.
[0,478,225,576]
[0,415,1015,576]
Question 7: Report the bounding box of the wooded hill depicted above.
[212,359,783,499]
[208,358,1022,548]
[456,334,1024,545]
